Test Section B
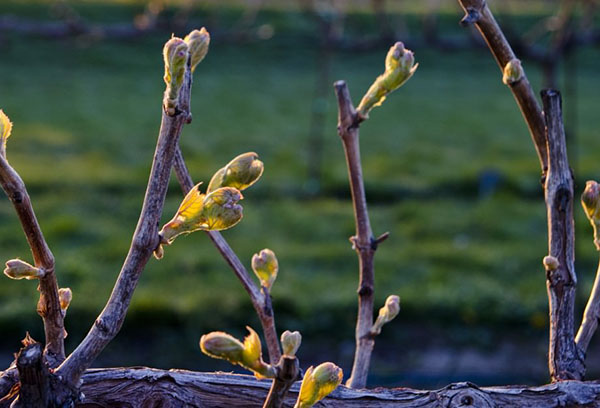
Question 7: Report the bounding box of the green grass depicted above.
[0,2,600,384]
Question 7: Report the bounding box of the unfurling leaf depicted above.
[294,362,343,408]
[0,110,13,158]
[159,183,243,245]
[163,36,189,115]
[281,330,302,357]
[184,27,210,72]
[251,248,278,289]
[200,187,244,230]
[371,295,400,335]
[3,259,43,280]
[200,327,276,379]
[582,180,600,250]
[356,42,418,118]
[207,152,264,193]
[58,288,72,311]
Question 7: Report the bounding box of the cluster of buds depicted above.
[207,152,264,193]
[0,109,13,158]
[163,27,210,115]
[582,180,600,250]
[356,42,418,119]
[371,295,401,335]
[200,326,276,379]
[294,362,343,408]
[252,248,278,289]
[155,153,264,259]
[157,184,243,256]
[3,259,43,280]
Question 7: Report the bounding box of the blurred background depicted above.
[0,0,599,389]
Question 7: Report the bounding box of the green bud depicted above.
[184,28,210,72]
[58,287,72,312]
[200,331,245,364]
[200,327,276,379]
[281,330,302,357]
[251,248,278,289]
[371,295,400,335]
[159,183,244,245]
[163,37,189,115]
[582,180,600,250]
[0,110,13,158]
[543,255,560,271]
[294,362,343,408]
[207,152,264,193]
[502,59,524,85]
[3,259,43,280]
[356,42,418,118]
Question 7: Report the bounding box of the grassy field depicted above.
[1,1,600,386]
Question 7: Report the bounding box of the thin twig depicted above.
[576,259,600,354]
[171,147,282,364]
[54,61,193,388]
[334,80,380,389]
[456,0,548,177]
[0,157,64,365]
[541,89,584,381]
[263,356,300,408]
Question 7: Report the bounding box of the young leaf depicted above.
[0,110,13,158]
[294,362,343,408]
[159,184,243,245]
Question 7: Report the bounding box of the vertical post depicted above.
[541,89,584,381]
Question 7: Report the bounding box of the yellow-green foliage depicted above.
[356,42,418,118]
[200,327,276,379]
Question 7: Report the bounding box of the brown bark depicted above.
[61,368,600,407]
[334,80,387,389]
[54,62,194,389]
[456,0,548,177]
[541,89,584,381]
[0,157,64,365]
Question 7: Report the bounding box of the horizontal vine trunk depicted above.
[0,368,585,408]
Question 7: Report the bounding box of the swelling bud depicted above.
[251,248,278,289]
[356,42,418,118]
[281,330,301,357]
[3,259,43,280]
[295,362,343,408]
[163,37,189,115]
[58,287,73,312]
[371,295,400,335]
[184,28,210,72]
[582,180,600,250]
[200,327,276,379]
[207,152,264,193]
[502,59,524,85]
